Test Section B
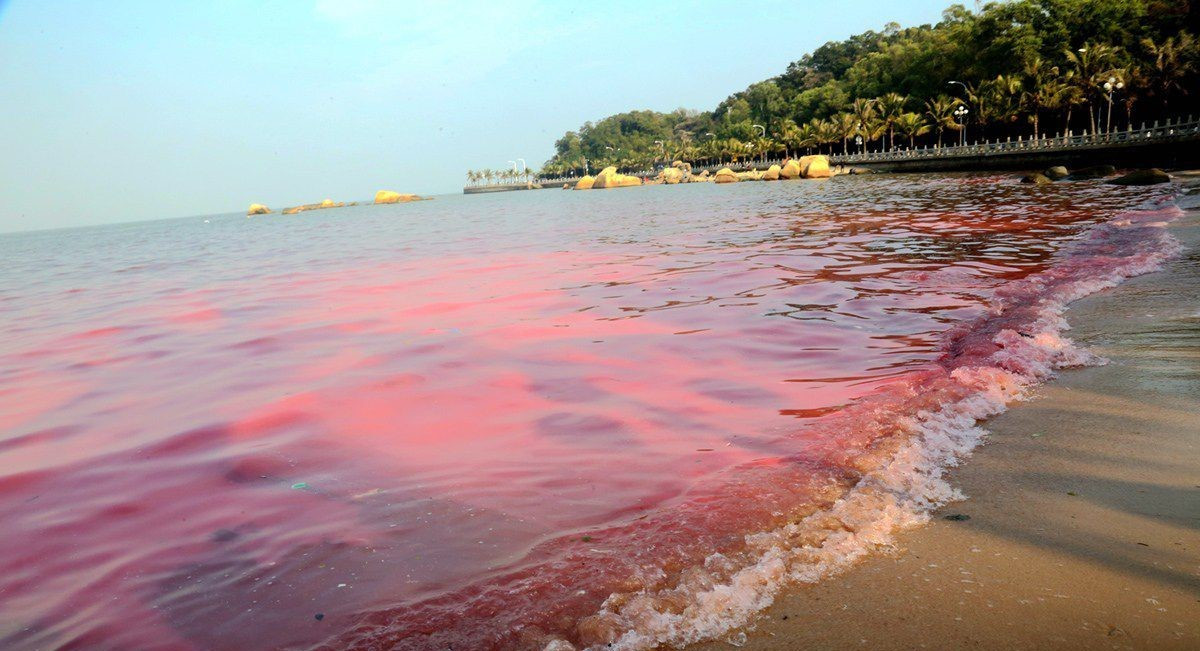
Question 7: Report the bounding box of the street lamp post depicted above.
[1103,77,1124,134]
[516,158,526,173]
[947,81,971,146]
[954,105,969,146]
[854,134,864,155]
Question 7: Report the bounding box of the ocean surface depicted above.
[0,175,1180,650]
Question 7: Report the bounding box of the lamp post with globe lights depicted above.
[1103,77,1124,134]
[954,105,969,146]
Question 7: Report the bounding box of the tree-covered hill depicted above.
[535,0,1198,177]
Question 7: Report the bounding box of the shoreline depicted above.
[687,174,1200,650]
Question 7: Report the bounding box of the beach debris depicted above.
[291,482,310,490]
[943,513,971,521]
[727,631,747,647]
[1045,165,1069,180]
[1020,172,1052,185]
[799,154,832,178]
[714,167,738,184]
[246,203,271,216]
[1108,168,1171,186]
[1068,164,1116,180]
[374,190,422,204]
[314,613,325,621]
[574,174,596,190]
[1067,491,1077,496]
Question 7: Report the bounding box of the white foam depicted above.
[547,207,1184,651]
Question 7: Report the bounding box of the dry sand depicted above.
[690,175,1200,651]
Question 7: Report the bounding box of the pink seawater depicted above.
[0,175,1179,650]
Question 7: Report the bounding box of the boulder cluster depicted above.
[568,155,841,190]
[574,166,643,190]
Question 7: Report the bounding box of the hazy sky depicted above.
[0,0,954,232]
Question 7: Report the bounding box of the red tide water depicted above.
[0,176,1179,650]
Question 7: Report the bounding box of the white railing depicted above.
[832,115,1199,165]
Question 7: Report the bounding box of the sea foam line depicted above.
[553,202,1184,651]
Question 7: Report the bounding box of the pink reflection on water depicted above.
[0,176,1177,649]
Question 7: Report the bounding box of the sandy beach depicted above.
[691,175,1200,650]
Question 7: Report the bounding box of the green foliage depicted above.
[538,0,1199,172]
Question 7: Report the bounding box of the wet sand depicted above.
[691,174,1200,651]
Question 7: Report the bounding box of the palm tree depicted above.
[794,122,820,155]
[1064,43,1121,134]
[1141,32,1196,113]
[814,118,839,155]
[1021,57,1057,139]
[876,92,908,150]
[859,117,887,152]
[893,112,930,148]
[925,96,961,147]
[832,112,858,154]
[777,119,800,158]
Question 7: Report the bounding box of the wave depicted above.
[323,199,1184,651]
[568,201,1184,651]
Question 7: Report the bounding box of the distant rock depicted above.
[1020,172,1052,185]
[592,166,642,189]
[736,170,763,181]
[713,168,738,184]
[1108,168,1171,186]
[574,175,596,190]
[659,167,684,184]
[780,159,802,179]
[374,190,420,204]
[1068,164,1116,180]
[282,199,346,215]
[1045,165,1069,180]
[762,164,781,181]
[799,155,832,178]
[246,203,270,216]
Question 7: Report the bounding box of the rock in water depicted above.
[592,166,640,189]
[762,164,781,181]
[713,168,738,184]
[1068,164,1116,180]
[246,203,270,216]
[780,159,802,179]
[799,155,832,178]
[660,167,684,184]
[1108,168,1170,186]
[574,175,595,190]
[374,190,418,204]
[1044,165,1069,180]
[1020,173,1052,185]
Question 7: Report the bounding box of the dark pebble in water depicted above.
[315,613,324,621]
[211,529,239,543]
[943,514,971,521]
